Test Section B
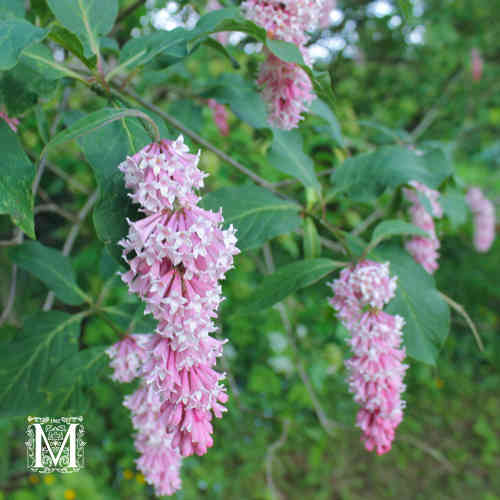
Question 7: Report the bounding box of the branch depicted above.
[265,419,290,500]
[116,0,146,24]
[400,434,456,473]
[43,190,99,311]
[0,264,18,327]
[439,292,484,352]
[110,84,278,192]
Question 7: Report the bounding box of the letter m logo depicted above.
[26,417,85,473]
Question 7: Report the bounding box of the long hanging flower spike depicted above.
[241,0,327,129]
[403,181,443,274]
[107,135,239,496]
[466,187,496,252]
[328,261,408,455]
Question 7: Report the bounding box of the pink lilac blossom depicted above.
[107,135,239,496]
[471,48,484,82]
[328,261,408,455]
[241,0,327,129]
[0,111,20,133]
[466,187,496,252]
[403,180,443,274]
[257,52,315,130]
[207,98,230,136]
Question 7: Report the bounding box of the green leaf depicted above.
[441,187,468,229]
[77,120,135,261]
[46,0,118,58]
[200,184,302,251]
[0,120,35,238]
[9,241,90,305]
[0,311,83,416]
[245,259,346,313]
[0,18,47,70]
[376,244,450,364]
[303,217,321,259]
[309,98,344,147]
[0,44,67,115]
[48,23,93,66]
[202,37,240,69]
[331,146,453,203]
[21,42,85,81]
[43,107,159,156]
[47,346,108,389]
[205,74,268,129]
[269,129,320,191]
[117,27,191,73]
[369,219,428,249]
[266,38,304,64]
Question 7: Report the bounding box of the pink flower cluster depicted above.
[466,187,496,252]
[241,0,326,129]
[207,98,230,136]
[0,111,19,133]
[328,261,408,455]
[107,136,239,496]
[471,48,484,82]
[404,181,443,274]
[319,0,337,29]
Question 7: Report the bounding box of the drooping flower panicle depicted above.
[404,180,443,274]
[328,261,408,455]
[241,0,328,129]
[107,135,239,496]
[466,187,496,252]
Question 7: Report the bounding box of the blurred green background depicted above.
[1,0,499,499]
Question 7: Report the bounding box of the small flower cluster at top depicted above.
[241,0,328,130]
[403,180,443,274]
[328,261,408,455]
[466,187,496,252]
[0,111,19,133]
[106,136,239,496]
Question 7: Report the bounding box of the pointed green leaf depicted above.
[0,120,35,238]
[0,311,83,416]
[43,107,159,156]
[46,0,118,57]
[9,241,90,305]
[200,184,302,251]
[376,244,450,364]
[369,219,429,250]
[47,346,108,389]
[269,129,320,191]
[0,18,47,70]
[246,259,346,312]
[331,146,453,203]
[309,98,344,147]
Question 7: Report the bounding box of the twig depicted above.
[35,203,78,223]
[265,419,290,500]
[400,434,456,473]
[111,85,278,192]
[351,208,385,237]
[43,190,99,311]
[0,265,18,327]
[439,292,484,352]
